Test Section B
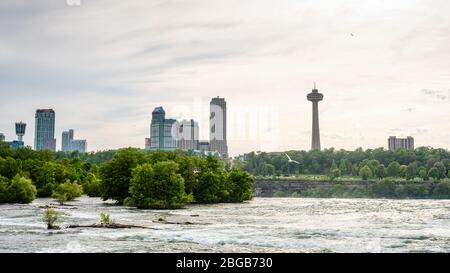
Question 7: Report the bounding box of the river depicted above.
[0,197,449,253]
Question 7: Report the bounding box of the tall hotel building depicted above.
[150,107,178,151]
[388,136,415,151]
[210,97,228,157]
[34,109,56,151]
[62,129,87,153]
[178,119,199,151]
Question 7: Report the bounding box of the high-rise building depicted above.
[388,136,414,151]
[178,119,199,151]
[145,138,151,150]
[70,140,87,153]
[61,129,87,153]
[34,109,56,151]
[150,107,178,151]
[62,129,74,152]
[307,84,324,150]
[210,97,228,157]
[0,133,5,142]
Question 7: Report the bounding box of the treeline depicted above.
[0,142,254,207]
[242,147,450,181]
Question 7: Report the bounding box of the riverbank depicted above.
[254,179,450,199]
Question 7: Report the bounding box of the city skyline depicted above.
[1,1,450,156]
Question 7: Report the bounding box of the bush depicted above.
[100,212,113,225]
[226,168,255,203]
[127,162,191,209]
[52,181,83,205]
[44,208,63,230]
[7,175,37,203]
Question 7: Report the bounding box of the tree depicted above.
[359,166,373,181]
[226,168,255,202]
[100,148,148,204]
[126,162,191,209]
[0,157,19,179]
[399,165,408,178]
[52,181,83,205]
[339,159,349,175]
[82,173,102,197]
[7,175,37,204]
[433,162,447,179]
[35,162,57,197]
[44,208,64,230]
[428,167,440,180]
[194,156,228,203]
[328,160,341,181]
[405,163,418,180]
[387,162,401,177]
[0,176,9,203]
[375,164,387,179]
[419,167,428,181]
[448,170,450,179]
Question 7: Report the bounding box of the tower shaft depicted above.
[311,101,321,150]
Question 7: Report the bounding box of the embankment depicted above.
[254,179,450,199]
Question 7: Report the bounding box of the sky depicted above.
[0,0,449,156]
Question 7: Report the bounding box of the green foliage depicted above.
[359,166,373,180]
[194,156,228,203]
[432,182,450,198]
[44,208,63,230]
[406,163,418,180]
[433,162,447,179]
[370,180,397,198]
[127,162,191,209]
[428,167,440,180]
[419,167,428,180]
[82,173,102,197]
[100,212,113,225]
[242,148,450,179]
[226,167,255,202]
[100,148,148,204]
[0,176,10,203]
[375,164,387,179]
[273,191,287,197]
[6,175,37,203]
[52,181,83,205]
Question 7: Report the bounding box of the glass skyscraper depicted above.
[150,107,178,151]
[34,109,56,151]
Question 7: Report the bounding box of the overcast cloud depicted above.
[0,0,449,155]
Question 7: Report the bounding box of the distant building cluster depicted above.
[146,97,228,157]
[388,136,415,151]
[62,129,87,153]
[0,109,87,153]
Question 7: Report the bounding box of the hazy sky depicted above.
[1,0,449,156]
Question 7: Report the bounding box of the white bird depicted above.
[285,153,300,165]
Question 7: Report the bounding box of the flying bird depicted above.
[285,153,300,165]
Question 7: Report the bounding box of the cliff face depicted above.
[254,179,436,198]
